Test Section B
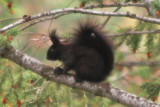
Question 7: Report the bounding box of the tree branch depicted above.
[1,8,160,33]
[20,13,69,31]
[101,7,121,28]
[108,29,160,37]
[0,46,159,107]
[115,61,160,67]
[85,3,146,9]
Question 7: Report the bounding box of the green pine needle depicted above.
[141,82,160,99]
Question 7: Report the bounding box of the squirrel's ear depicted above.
[49,29,60,45]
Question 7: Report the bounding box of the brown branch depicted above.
[0,46,159,107]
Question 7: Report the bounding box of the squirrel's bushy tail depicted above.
[73,20,114,76]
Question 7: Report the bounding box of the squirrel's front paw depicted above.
[54,67,63,75]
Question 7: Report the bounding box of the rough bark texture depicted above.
[0,46,159,107]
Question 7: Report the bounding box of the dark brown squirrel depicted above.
[46,20,114,82]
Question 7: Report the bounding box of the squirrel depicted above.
[46,20,114,82]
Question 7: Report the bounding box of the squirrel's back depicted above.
[47,20,114,82]
[73,20,114,77]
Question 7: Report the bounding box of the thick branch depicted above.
[0,46,159,107]
[1,8,160,33]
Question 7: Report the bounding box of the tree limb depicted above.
[0,46,159,107]
[1,8,160,33]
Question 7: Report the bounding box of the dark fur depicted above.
[47,21,114,82]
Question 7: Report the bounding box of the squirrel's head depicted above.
[47,30,62,60]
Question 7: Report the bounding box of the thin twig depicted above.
[35,81,50,98]
[66,0,75,8]
[20,13,69,31]
[0,18,21,23]
[21,32,47,36]
[32,77,42,86]
[101,7,121,28]
[26,87,41,92]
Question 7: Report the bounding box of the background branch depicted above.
[108,29,160,37]
[101,7,121,28]
[115,61,160,67]
[1,8,160,33]
[20,13,69,31]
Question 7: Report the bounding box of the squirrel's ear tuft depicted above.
[49,29,60,45]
